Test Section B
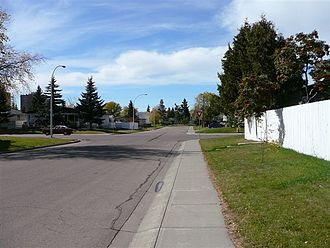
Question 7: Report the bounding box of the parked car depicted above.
[42,125,75,135]
[208,122,223,128]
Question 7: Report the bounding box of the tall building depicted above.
[20,93,34,113]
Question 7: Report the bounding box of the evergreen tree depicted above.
[128,100,138,120]
[76,77,105,129]
[174,104,180,123]
[166,107,171,119]
[0,83,11,124]
[218,16,284,119]
[158,99,166,124]
[31,85,48,127]
[180,98,190,124]
[45,77,65,125]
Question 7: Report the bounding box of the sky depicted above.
[2,0,330,111]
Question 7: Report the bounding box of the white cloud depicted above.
[219,0,330,43]
[33,46,227,90]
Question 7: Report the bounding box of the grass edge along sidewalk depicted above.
[200,135,330,248]
[194,126,244,133]
[0,136,77,153]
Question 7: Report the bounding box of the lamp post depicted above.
[132,93,147,130]
[50,65,66,138]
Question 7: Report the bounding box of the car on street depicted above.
[208,122,223,128]
[42,125,75,135]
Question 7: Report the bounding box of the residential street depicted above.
[0,126,233,247]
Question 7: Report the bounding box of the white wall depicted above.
[245,100,330,161]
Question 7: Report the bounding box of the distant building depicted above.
[0,109,28,129]
[137,112,150,126]
[21,93,34,113]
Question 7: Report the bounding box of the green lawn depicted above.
[194,126,244,133]
[200,136,330,248]
[0,136,76,153]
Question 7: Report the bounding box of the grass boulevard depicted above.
[0,126,161,153]
[200,135,330,248]
[0,136,76,153]
[195,126,244,133]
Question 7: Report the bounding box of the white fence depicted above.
[245,100,330,161]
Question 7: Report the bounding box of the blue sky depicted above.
[2,0,330,111]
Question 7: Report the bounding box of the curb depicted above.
[127,142,184,247]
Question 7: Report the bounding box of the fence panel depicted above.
[245,100,330,161]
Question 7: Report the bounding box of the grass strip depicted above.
[195,126,244,133]
[200,136,330,248]
[0,136,75,153]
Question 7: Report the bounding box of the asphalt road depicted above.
[0,126,239,248]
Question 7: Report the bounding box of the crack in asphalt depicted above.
[107,141,180,247]
[147,132,167,142]
[110,160,162,229]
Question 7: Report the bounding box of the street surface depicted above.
[0,126,235,247]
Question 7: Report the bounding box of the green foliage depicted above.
[180,98,190,124]
[150,98,191,125]
[195,126,243,133]
[45,77,65,125]
[0,83,11,124]
[76,77,105,129]
[158,99,166,124]
[150,108,160,125]
[275,31,329,103]
[104,101,122,117]
[235,74,279,118]
[219,16,283,119]
[311,59,330,100]
[193,92,221,125]
[30,85,48,127]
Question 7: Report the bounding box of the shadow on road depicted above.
[0,144,176,161]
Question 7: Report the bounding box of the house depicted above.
[20,93,34,113]
[137,112,150,127]
[0,109,28,129]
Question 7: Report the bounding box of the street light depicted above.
[132,93,147,130]
[50,65,66,138]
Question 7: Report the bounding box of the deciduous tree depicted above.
[275,31,329,103]
[104,101,122,118]
[0,10,42,91]
[194,92,221,125]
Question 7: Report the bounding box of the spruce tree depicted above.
[31,85,48,127]
[76,77,105,129]
[0,84,11,124]
[158,99,166,124]
[218,16,284,119]
[45,77,65,125]
[128,100,134,119]
[181,98,190,124]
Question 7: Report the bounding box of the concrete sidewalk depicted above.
[127,139,234,248]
